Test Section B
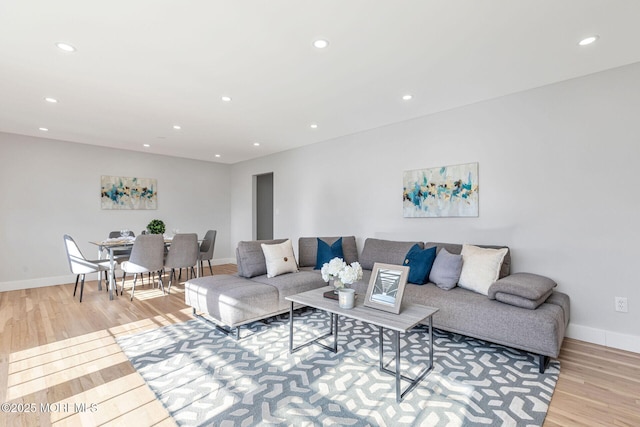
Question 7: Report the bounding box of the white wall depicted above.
[0,133,232,290]
[230,62,640,352]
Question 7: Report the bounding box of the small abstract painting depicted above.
[403,162,478,217]
[101,176,157,210]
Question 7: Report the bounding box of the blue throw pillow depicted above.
[315,237,344,269]
[403,244,437,285]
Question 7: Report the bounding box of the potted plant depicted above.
[147,219,166,235]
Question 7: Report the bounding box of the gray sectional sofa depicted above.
[185,236,570,372]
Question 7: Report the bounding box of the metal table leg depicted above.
[96,246,103,291]
[289,307,339,354]
[332,313,338,352]
[289,302,294,353]
[379,327,384,371]
[108,247,115,300]
[429,316,433,369]
[395,330,401,402]
[378,315,436,402]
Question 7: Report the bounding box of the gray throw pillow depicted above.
[429,248,463,290]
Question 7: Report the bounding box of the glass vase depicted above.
[331,277,345,293]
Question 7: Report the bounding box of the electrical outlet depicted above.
[615,297,628,313]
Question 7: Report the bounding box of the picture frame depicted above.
[101,175,157,210]
[403,162,479,217]
[364,263,409,314]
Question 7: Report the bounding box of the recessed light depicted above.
[253,142,260,147]
[214,154,221,158]
[402,94,413,101]
[39,127,49,131]
[578,35,599,46]
[55,42,76,52]
[44,97,58,103]
[173,125,181,130]
[310,123,318,129]
[143,144,151,148]
[313,39,329,49]
[221,96,232,102]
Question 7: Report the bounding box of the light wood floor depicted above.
[1,265,639,426]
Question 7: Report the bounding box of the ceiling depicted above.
[1,1,639,164]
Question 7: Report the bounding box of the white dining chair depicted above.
[63,234,111,302]
[164,233,199,294]
[120,234,165,301]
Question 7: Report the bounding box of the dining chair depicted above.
[63,234,111,302]
[106,230,135,283]
[164,233,199,294]
[108,230,135,260]
[120,234,165,301]
[198,230,217,276]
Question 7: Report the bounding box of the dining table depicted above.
[90,236,200,300]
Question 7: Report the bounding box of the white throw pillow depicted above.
[458,244,508,295]
[261,239,299,278]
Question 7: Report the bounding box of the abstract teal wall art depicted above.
[101,176,157,210]
[403,162,478,217]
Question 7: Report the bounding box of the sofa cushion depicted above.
[298,236,358,267]
[458,244,509,295]
[250,270,328,308]
[236,239,287,278]
[315,237,344,269]
[428,248,463,290]
[261,239,299,278]
[424,242,511,279]
[401,283,567,358]
[185,275,280,327]
[403,244,437,285]
[359,238,423,270]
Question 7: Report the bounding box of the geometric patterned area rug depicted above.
[116,309,560,427]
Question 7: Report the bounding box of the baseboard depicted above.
[0,259,238,293]
[1,274,79,292]
[566,323,640,354]
[212,258,236,265]
[604,330,640,354]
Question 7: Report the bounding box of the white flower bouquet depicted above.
[321,257,363,290]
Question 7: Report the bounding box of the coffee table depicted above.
[286,287,439,402]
